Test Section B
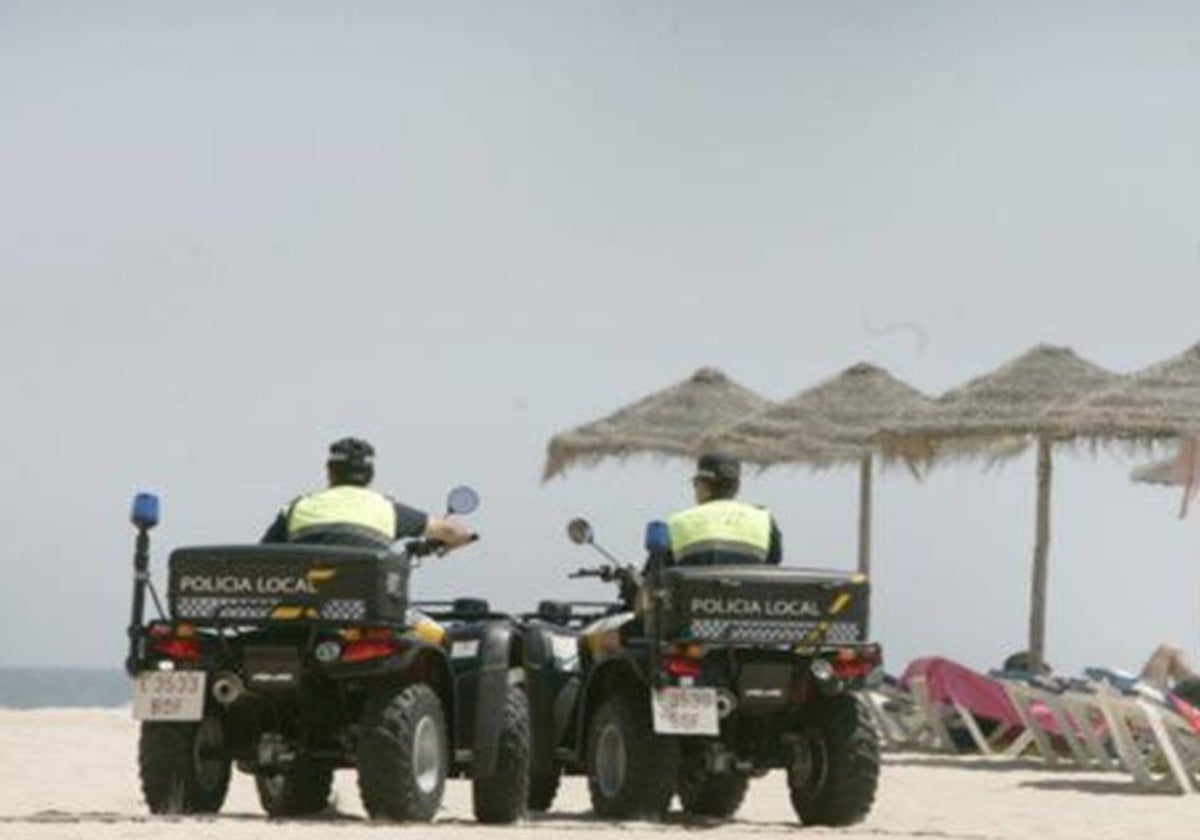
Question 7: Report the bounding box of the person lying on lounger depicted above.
[1139,644,1200,707]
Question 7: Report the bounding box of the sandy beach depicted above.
[2,707,1198,840]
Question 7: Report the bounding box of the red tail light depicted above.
[829,645,882,680]
[662,655,703,678]
[341,639,402,663]
[152,638,201,661]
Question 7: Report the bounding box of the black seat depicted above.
[537,600,572,624]
[452,597,489,616]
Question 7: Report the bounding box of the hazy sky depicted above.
[3,2,1200,677]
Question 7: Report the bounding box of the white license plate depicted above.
[651,686,719,735]
[132,671,207,721]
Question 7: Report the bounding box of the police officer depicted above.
[261,437,474,550]
[664,452,782,566]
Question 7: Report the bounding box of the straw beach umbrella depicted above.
[878,345,1120,669]
[1042,343,1200,518]
[1130,440,1200,518]
[1038,343,1200,509]
[1040,342,1200,445]
[701,362,934,576]
[542,367,772,481]
[1131,453,1187,487]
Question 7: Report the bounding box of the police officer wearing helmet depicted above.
[664,452,782,566]
[261,437,474,550]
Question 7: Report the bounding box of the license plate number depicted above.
[132,671,207,721]
[651,687,719,735]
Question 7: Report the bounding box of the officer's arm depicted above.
[766,520,782,565]
[261,512,288,544]
[395,502,474,549]
[425,516,474,548]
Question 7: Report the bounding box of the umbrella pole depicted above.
[858,454,872,577]
[1029,437,1052,670]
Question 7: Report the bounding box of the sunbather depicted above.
[1001,650,1052,676]
[1140,644,1200,707]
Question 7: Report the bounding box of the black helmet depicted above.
[693,452,741,482]
[327,437,375,485]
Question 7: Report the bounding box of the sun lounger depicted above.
[861,674,942,751]
[1076,667,1200,794]
[990,670,1113,769]
[900,657,1037,758]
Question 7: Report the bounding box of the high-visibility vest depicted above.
[286,485,397,544]
[667,499,772,565]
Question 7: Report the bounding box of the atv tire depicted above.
[255,759,334,818]
[139,717,231,814]
[788,693,880,826]
[677,750,749,818]
[527,766,561,812]
[358,683,447,822]
[472,683,531,824]
[586,692,678,820]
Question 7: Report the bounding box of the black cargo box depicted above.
[656,565,869,646]
[167,544,409,624]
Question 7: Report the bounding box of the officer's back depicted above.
[664,453,782,567]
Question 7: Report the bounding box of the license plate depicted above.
[651,686,719,735]
[132,671,207,721]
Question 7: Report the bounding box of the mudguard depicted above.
[471,621,514,778]
[322,639,447,681]
[524,622,580,776]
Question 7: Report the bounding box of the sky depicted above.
[2,1,1200,677]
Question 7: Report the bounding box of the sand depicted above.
[1,707,1198,840]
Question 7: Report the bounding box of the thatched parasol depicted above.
[1130,436,1200,517]
[701,362,935,577]
[877,345,1120,669]
[1131,454,1185,487]
[1040,342,1200,445]
[542,367,772,481]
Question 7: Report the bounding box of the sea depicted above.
[0,668,131,709]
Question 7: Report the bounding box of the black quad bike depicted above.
[123,488,528,824]
[520,518,882,825]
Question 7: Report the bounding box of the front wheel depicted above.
[527,765,561,812]
[139,717,231,814]
[788,694,881,826]
[357,683,448,822]
[472,683,531,824]
[255,759,334,818]
[586,692,678,820]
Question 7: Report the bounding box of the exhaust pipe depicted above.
[212,672,246,706]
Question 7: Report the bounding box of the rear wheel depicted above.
[139,716,231,814]
[586,692,678,819]
[255,759,334,818]
[358,683,447,822]
[677,746,749,818]
[472,683,531,824]
[788,694,880,826]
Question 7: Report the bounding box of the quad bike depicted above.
[124,487,528,824]
[520,517,882,824]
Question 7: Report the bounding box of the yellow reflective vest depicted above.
[667,499,772,565]
[286,486,397,543]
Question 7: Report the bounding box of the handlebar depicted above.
[568,564,639,585]
[405,533,480,559]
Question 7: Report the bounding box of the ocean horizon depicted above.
[0,667,131,709]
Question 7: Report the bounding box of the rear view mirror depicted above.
[446,485,479,516]
[130,493,160,530]
[566,517,593,545]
